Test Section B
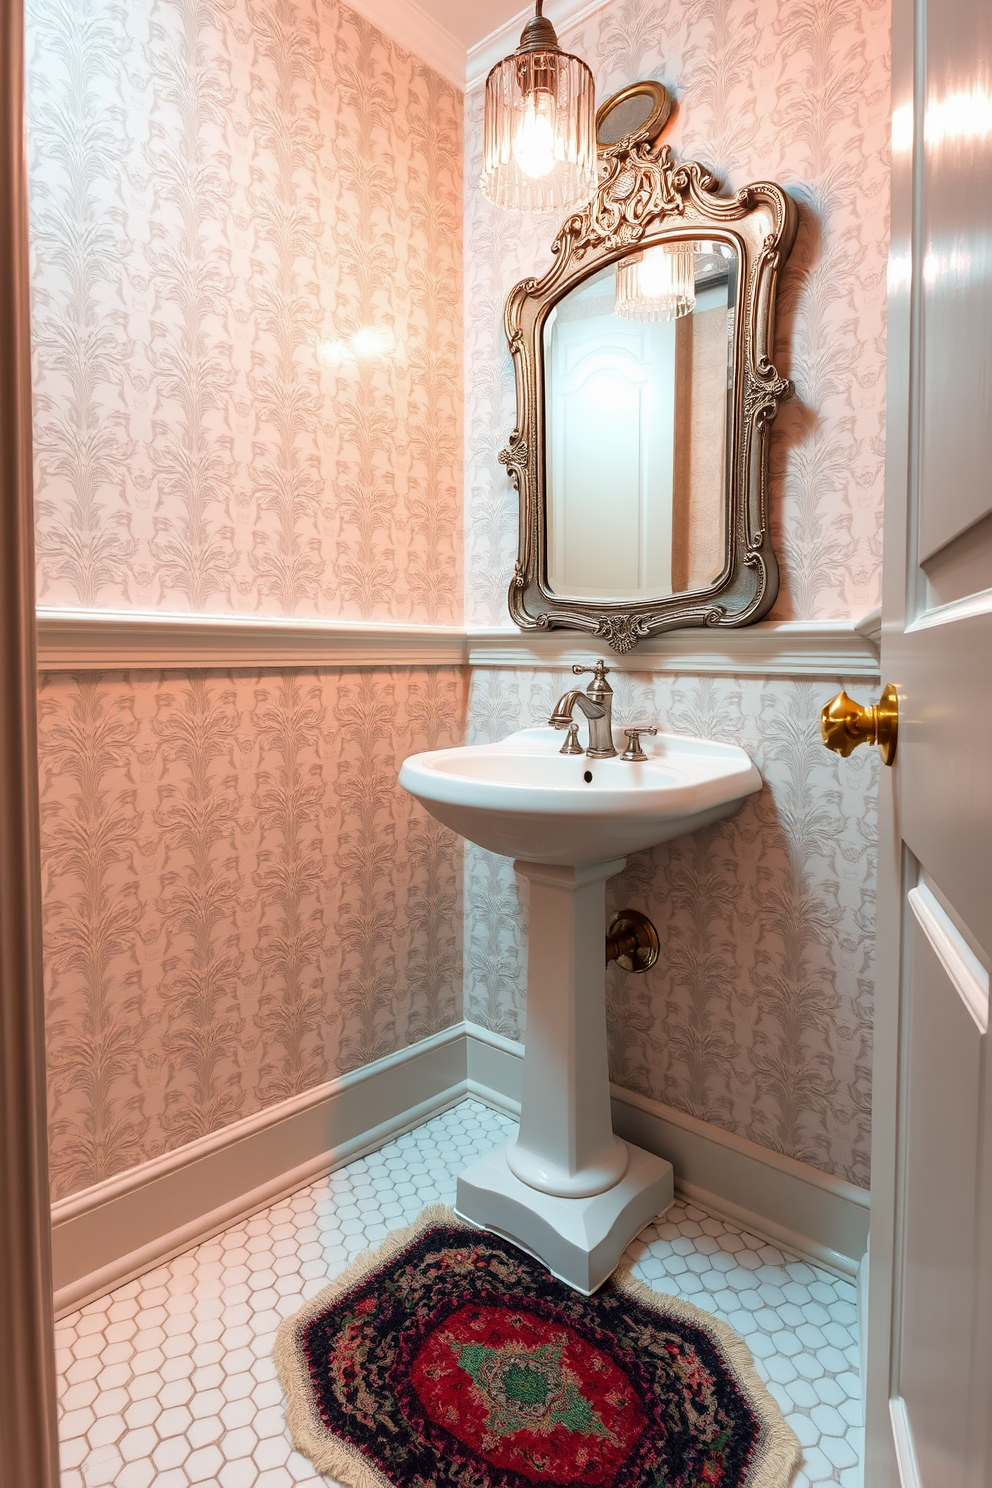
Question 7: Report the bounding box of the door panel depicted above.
[865,0,992,1482]
[898,894,985,1488]
[918,0,992,559]
[899,611,992,961]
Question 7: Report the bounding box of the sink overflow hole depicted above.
[583,770,593,783]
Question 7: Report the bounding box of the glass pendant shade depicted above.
[615,244,697,321]
[480,5,597,215]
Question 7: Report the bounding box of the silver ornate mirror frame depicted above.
[501,91,799,653]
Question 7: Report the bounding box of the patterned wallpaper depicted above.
[27,0,462,622]
[26,0,465,1199]
[39,666,465,1201]
[464,0,890,627]
[465,670,876,1189]
[462,0,889,1187]
[31,0,888,1198]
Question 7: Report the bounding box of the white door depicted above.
[546,307,676,599]
[864,0,992,1483]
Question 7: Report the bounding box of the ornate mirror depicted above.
[501,83,798,652]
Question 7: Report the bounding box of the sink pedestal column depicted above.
[456,857,673,1293]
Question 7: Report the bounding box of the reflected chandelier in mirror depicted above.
[501,82,798,652]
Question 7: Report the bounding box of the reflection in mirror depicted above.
[543,240,736,603]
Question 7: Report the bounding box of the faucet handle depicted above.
[621,725,657,762]
[572,660,613,703]
[557,721,583,756]
[572,661,611,683]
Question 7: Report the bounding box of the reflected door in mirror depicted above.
[543,242,734,604]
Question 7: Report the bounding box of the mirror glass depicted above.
[542,238,737,602]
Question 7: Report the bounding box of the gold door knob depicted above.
[820,683,898,766]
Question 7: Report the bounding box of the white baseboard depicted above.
[51,1026,467,1318]
[463,1024,869,1279]
[52,1020,870,1317]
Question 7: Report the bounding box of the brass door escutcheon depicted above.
[606,909,659,973]
[820,683,898,766]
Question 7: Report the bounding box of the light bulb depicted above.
[636,247,676,299]
[479,8,596,214]
[512,91,557,180]
[615,244,696,321]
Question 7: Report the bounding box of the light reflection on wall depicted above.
[886,250,978,294]
[317,326,398,368]
[925,85,992,146]
[892,86,992,156]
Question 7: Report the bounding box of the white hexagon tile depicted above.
[54,1100,862,1488]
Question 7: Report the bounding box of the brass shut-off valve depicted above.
[606,910,659,973]
[820,683,898,766]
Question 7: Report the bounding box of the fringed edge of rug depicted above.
[274,1203,802,1488]
[609,1267,802,1488]
[274,1205,464,1487]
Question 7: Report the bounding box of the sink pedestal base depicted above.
[456,1139,673,1294]
[457,855,674,1293]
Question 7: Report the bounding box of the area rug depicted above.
[275,1205,800,1488]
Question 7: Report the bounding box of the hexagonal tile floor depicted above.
[55,1099,862,1487]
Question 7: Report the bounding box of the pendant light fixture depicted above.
[615,243,697,321]
[480,2,597,215]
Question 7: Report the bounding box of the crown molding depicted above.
[343,0,465,88]
[466,0,612,89]
[342,0,611,92]
[35,609,469,671]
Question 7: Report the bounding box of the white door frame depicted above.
[0,0,61,1480]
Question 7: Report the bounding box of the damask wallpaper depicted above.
[462,0,889,1187]
[31,0,888,1200]
[464,0,889,627]
[465,670,876,1189]
[27,0,462,621]
[39,666,465,1201]
[26,0,466,1200]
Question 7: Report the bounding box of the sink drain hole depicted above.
[583,770,593,783]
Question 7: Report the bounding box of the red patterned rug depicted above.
[275,1206,800,1488]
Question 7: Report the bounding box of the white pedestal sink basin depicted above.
[399,726,761,867]
[399,725,762,1292]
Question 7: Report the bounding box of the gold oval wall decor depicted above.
[595,80,672,149]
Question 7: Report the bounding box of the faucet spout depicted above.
[549,690,615,757]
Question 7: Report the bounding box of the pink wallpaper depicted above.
[31,0,888,1199]
[27,0,466,1200]
[464,0,890,626]
[462,0,889,1186]
[27,0,462,622]
[39,666,465,1201]
[465,669,876,1188]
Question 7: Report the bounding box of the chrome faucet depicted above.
[549,661,617,758]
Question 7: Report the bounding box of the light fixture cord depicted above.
[517,0,559,55]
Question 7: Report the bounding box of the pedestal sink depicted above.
[399,725,761,1292]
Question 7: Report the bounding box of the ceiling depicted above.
[419,1,530,50]
[349,0,585,87]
